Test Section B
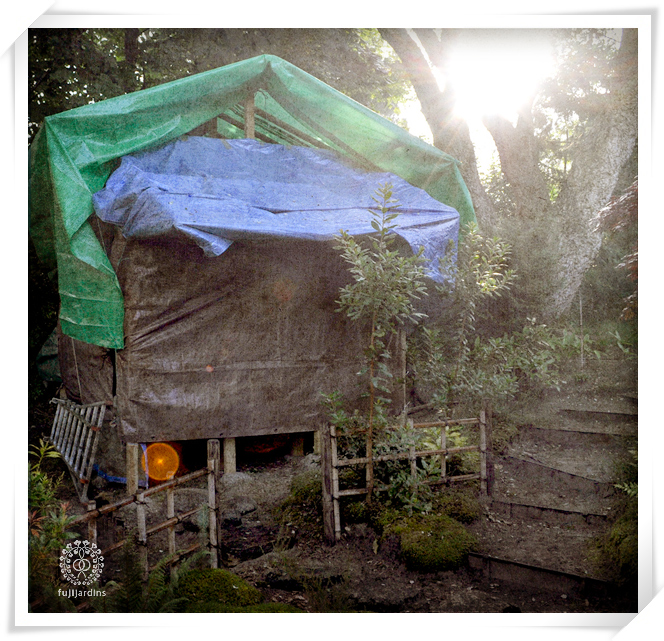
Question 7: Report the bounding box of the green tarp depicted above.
[29,54,475,349]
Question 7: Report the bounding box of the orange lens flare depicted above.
[141,442,180,481]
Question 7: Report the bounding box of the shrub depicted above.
[28,439,77,611]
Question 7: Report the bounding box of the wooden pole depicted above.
[86,501,97,546]
[291,435,305,457]
[136,492,148,581]
[166,486,175,579]
[244,94,255,139]
[320,423,335,544]
[441,424,447,480]
[223,438,236,475]
[479,407,488,497]
[484,401,494,496]
[313,430,321,456]
[126,442,139,495]
[330,424,341,540]
[207,440,220,568]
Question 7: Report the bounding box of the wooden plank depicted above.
[145,506,204,537]
[337,487,369,497]
[412,418,479,428]
[336,444,478,467]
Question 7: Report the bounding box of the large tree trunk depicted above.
[382,27,638,320]
[545,29,638,318]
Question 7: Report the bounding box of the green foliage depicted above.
[410,225,597,414]
[335,183,428,414]
[592,498,638,586]
[28,440,77,610]
[332,184,429,501]
[29,28,411,144]
[92,542,209,613]
[615,450,638,498]
[385,512,477,572]
[189,601,304,613]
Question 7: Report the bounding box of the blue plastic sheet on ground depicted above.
[92,137,460,282]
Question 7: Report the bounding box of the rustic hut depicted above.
[29,55,475,482]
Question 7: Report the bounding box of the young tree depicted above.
[335,184,428,498]
[379,28,638,321]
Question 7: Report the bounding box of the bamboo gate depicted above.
[321,404,494,542]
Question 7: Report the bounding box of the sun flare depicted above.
[444,30,556,124]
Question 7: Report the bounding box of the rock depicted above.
[222,510,242,526]
[295,453,321,472]
[231,496,258,515]
[220,472,252,487]
[231,551,300,590]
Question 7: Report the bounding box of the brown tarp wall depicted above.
[60,222,380,445]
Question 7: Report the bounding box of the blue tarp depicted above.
[92,137,460,282]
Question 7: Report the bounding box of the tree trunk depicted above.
[382,27,638,320]
[544,30,638,318]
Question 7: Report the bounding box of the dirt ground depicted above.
[30,352,638,614]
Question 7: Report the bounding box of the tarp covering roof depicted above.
[92,136,460,279]
[28,54,476,349]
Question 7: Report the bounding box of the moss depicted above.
[592,498,638,584]
[178,568,263,609]
[186,601,304,613]
[387,513,477,572]
[433,488,482,524]
[289,470,323,507]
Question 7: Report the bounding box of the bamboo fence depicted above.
[321,404,494,542]
[70,439,220,582]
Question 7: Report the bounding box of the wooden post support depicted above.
[291,434,305,457]
[313,430,321,456]
[166,486,176,579]
[207,439,220,569]
[320,423,336,544]
[484,401,494,496]
[223,437,236,475]
[441,424,447,481]
[136,492,149,581]
[87,501,97,546]
[479,408,488,497]
[244,94,255,139]
[126,442,139,495]
[330,424,341,540]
